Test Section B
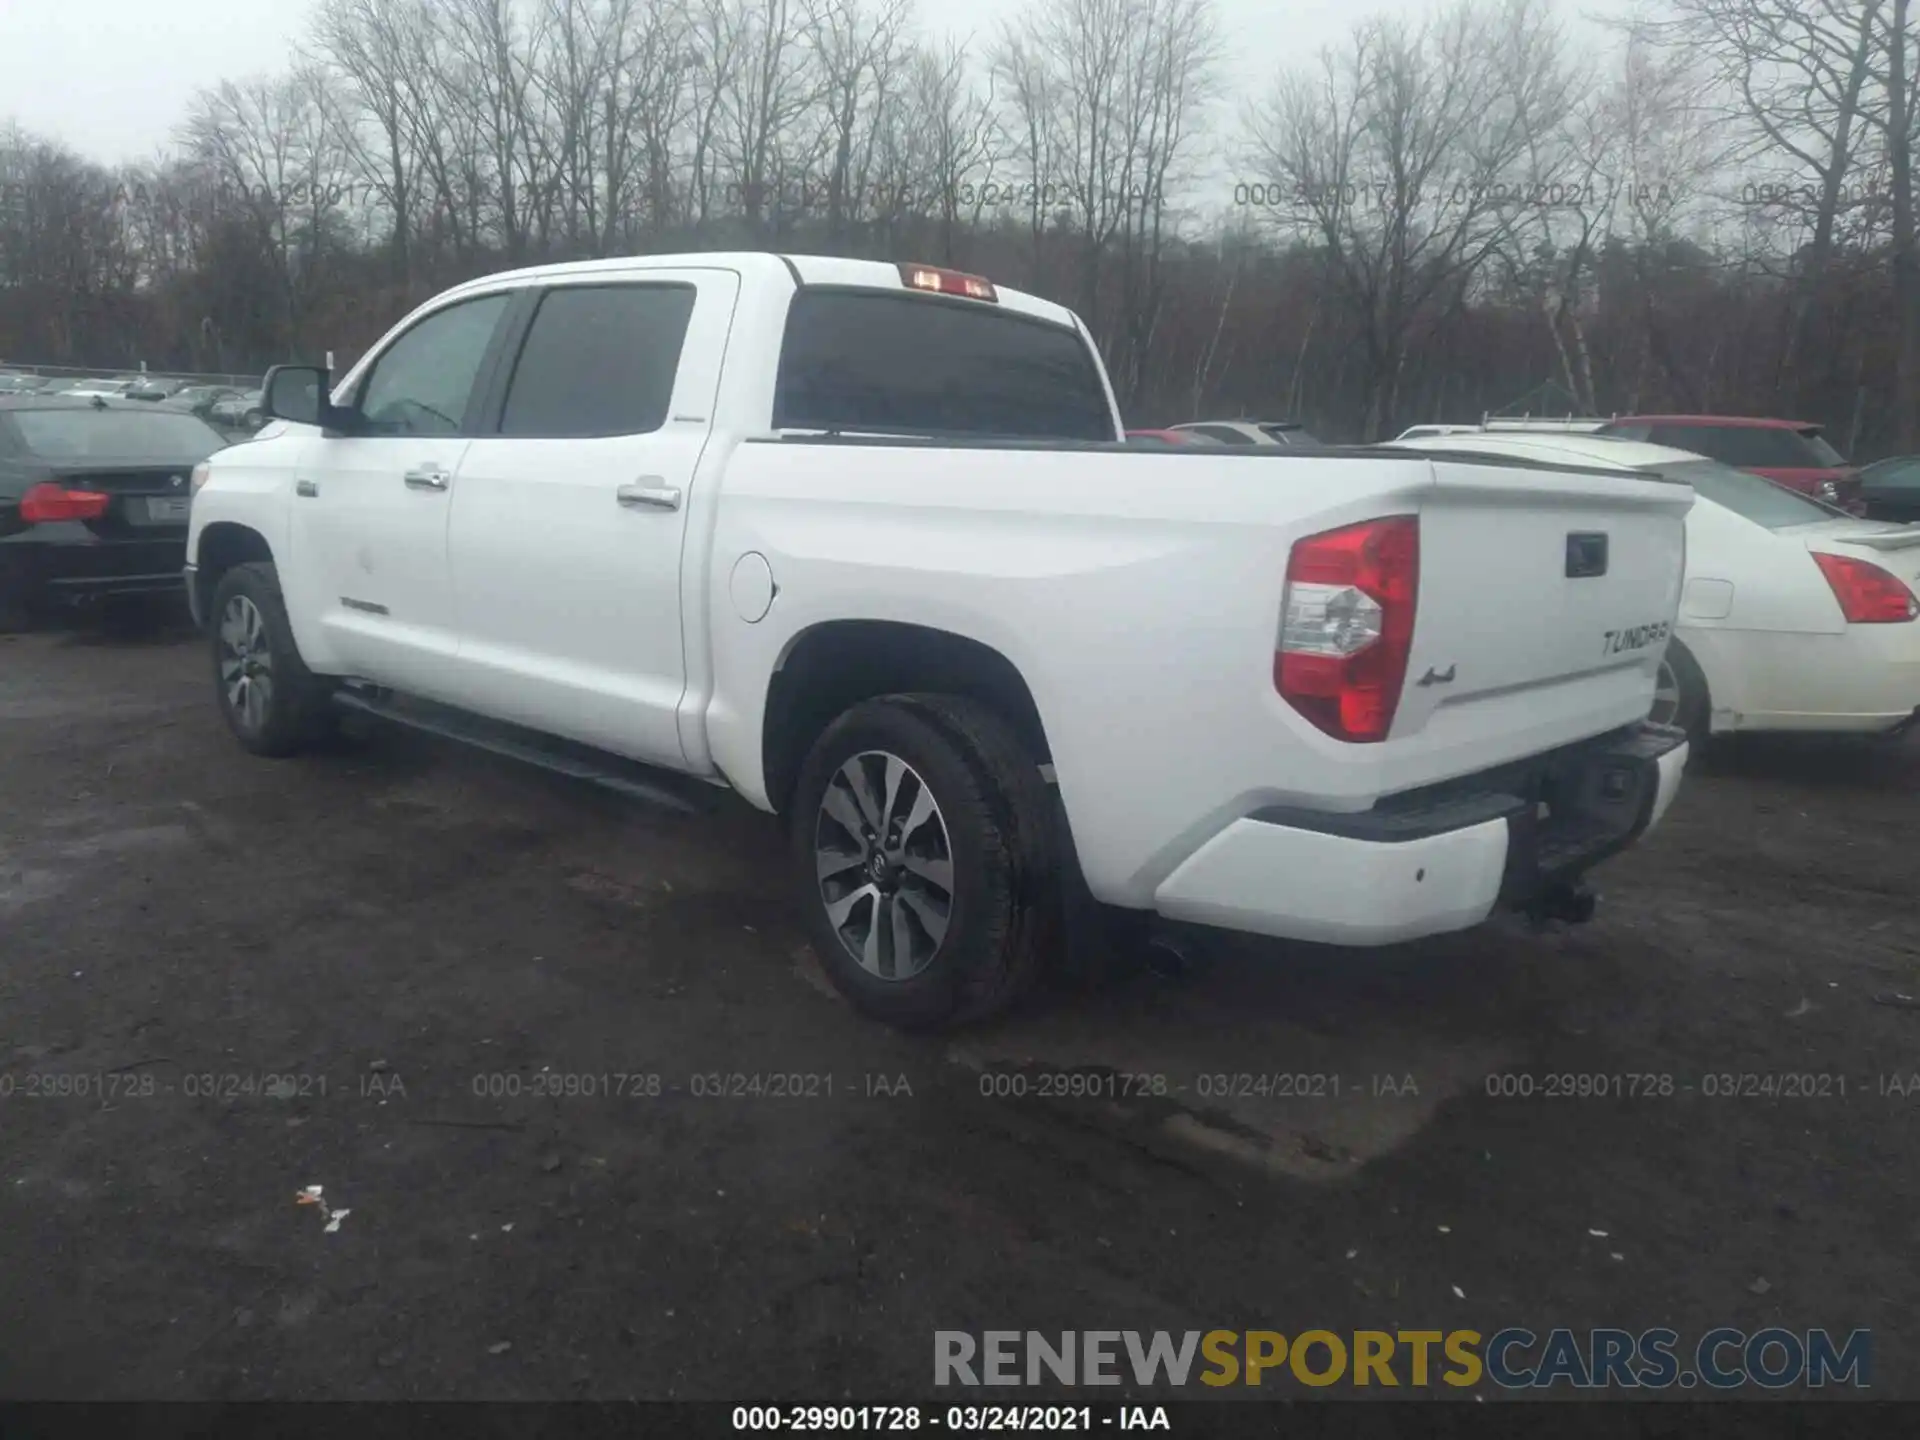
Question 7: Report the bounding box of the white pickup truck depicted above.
[184,252,1690,1028]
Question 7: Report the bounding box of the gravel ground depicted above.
[1,611,1915,1402]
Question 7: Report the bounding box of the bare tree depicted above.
[994,0,1217,402]
[989,27,1058,288]
[903,37,1001,263]
[313,0,426,286]
[713,0,820,238]
[799,0,912,246]
[1660,0,1884,408]
[439,0,550,260]
[1110,0,1219,409]
[1874,0,1919,445]
[1243,0,1578,438]
[181,67,353,355]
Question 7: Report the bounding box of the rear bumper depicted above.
[1,530,189,603]
[1151,722,1688,946]
[1685,624,1920,735]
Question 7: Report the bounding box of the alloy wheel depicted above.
[813,750,955,980]
[218,594,274,734]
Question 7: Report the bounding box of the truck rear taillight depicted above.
[1276,515,1419,742]
[1812,551,1919,622]
[19,483,110,523]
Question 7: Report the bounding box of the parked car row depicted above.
[0,372,263,427]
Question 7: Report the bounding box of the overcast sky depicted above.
[0,0,1619,166]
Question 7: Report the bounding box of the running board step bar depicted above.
[331,685,712,815]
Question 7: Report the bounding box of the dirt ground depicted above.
[1,610,1915,1402]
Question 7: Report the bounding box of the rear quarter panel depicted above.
[700,444,1680,905]
[1672,501,1846,722]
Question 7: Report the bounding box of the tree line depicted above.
[1,0,1917,451]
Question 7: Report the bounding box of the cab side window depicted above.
[356,294,511,437]
[497,284,697,438]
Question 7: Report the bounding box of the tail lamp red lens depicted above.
[20,483,110,523]
[1812,551,1919,623]
[1276,515,1420,742]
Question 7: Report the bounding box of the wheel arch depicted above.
[760,620,1052,819]
[193,523,276,627]
[1659,634,1714,736]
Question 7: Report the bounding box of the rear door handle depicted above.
[403,464,451,491]
[616,481,681,511]
[295,479,319,498]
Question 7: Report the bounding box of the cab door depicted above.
[443,270,736,767]
[285,290,515,696]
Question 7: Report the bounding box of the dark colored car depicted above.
[1596,415,1863,512]
[1858,455,1920,523]
[0,396,229,629]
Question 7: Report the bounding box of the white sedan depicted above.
[1390,431,1920,740]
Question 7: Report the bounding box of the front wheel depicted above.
[790,695,1058,1030]
[209,562,334,756]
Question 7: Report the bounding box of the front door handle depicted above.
[403,464,451,491]
[295,479,319,498]
[616,481,681,511]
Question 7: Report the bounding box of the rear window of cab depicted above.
[773,289,1115,442]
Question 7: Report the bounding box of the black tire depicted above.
[208,561,334,757]
[1652,640,1710,745]
[789,694,1059,1030]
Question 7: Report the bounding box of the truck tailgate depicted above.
[1391,458,1692,752]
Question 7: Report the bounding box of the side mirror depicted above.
[261,364,350,430]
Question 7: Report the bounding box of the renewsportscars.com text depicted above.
[934,1328,1871,1391]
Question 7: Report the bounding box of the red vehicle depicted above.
[1595,416,1863,513]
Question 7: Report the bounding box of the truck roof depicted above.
[436,251,1083,333]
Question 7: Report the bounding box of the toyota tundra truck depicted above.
[182,252,1691,1028]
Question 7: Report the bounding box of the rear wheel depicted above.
[209,562,334,756]
[1650,641,1709,744]
[790,695,1057,1030]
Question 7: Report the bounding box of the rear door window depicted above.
[498,284,696,438]
[774,290,1114,441]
